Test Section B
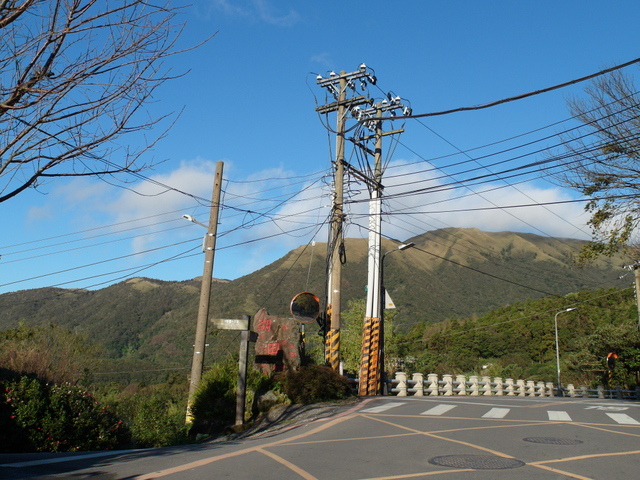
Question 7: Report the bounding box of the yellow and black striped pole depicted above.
[326,328,341,372]
[358,317,374,396]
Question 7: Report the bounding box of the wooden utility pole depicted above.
[327,71,347,372]
[186,160,224,424]
[316,66,373,371]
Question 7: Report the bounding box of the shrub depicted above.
[1,376,130,453]
[189,360,272,435]
[96,382,189,448]
[276,365,353,404]
[124,392,188,448]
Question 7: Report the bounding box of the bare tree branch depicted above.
[0,0,193,203]
[557,69,640,260]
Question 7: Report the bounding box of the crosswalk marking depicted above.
[482,408,510,419]
[548,411,572,421]
[421,404,457,416]
[606,413,640,425]
[358,402,640,425]
[360,402,406,413]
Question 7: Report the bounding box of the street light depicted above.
[554,307,576,396]
[182,214,208,229]
[378,242,415,394]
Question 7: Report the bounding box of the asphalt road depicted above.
[2,395,640,479]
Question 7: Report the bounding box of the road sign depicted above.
[384,290,396,309]
[213,318,250,330]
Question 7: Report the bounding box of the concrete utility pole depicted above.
[355,97,411,396]
[185,160,224,424]
[316,66,374,371]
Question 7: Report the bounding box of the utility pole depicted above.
[316,65,374,371]
[185,160,224,424]
[354,97,411,396]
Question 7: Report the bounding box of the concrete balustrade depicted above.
[388,372,640,399]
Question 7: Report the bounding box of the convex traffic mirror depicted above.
[290,292,320,324]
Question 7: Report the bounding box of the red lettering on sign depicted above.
[256,318,272,331]
[266,342,280,355]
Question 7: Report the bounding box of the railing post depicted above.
[517,379,526,396]
[526,380,536,396]
[636,385,640,401]
[481,376,492,396]
[396,372,407,397]
[581,385,588,398]
[505,378,515,396]
[412,373,424,396]
[597,385,605,399]
[469,375,479,396]
[536,381,545,397]
[443,374,453,396]
[456,374,467,395]
[545,382,554,397]
[427,373,439,396]
[494,377,503,396]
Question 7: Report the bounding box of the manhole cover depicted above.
[523,437,583,445]
[429,454,525,470]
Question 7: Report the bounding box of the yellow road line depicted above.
[257,448,318,480]
[133,414,357,479]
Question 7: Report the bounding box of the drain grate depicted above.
[523,437,583,446]
[429,454,525,470]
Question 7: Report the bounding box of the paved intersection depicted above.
[2,395,640,479]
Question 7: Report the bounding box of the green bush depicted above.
[189,360,272,435]
[1,376,130,453]
[123,393,187,448]
[96,382,189,448]
[276,365,353,404]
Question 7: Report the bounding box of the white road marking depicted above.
[606,413,640,425]
[421,404,457,416]
[482,407,510,419]
[360,402,406,413]
[585,406,629,411]
[548,411,572,421]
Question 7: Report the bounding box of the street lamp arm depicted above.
[182,214,209,229]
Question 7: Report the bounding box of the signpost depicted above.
[212,314,256,426]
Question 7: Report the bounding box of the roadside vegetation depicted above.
[2,286,639,452]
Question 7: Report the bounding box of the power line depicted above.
[375,57,640,121]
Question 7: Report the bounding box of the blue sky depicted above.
[2,1,640,295]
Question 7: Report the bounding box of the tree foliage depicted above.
[395,288,640,388]
[0,0,188,202]
[559,69,640,260]
[0,323,98,384]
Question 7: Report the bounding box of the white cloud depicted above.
[209,0,300,26]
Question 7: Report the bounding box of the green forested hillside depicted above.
[0,228,628,380]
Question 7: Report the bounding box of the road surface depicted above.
[2,395,640,479]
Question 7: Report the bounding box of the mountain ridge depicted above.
[0,228,625,367]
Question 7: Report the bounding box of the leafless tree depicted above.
[0,0,190,203]
[558,69,640,260]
